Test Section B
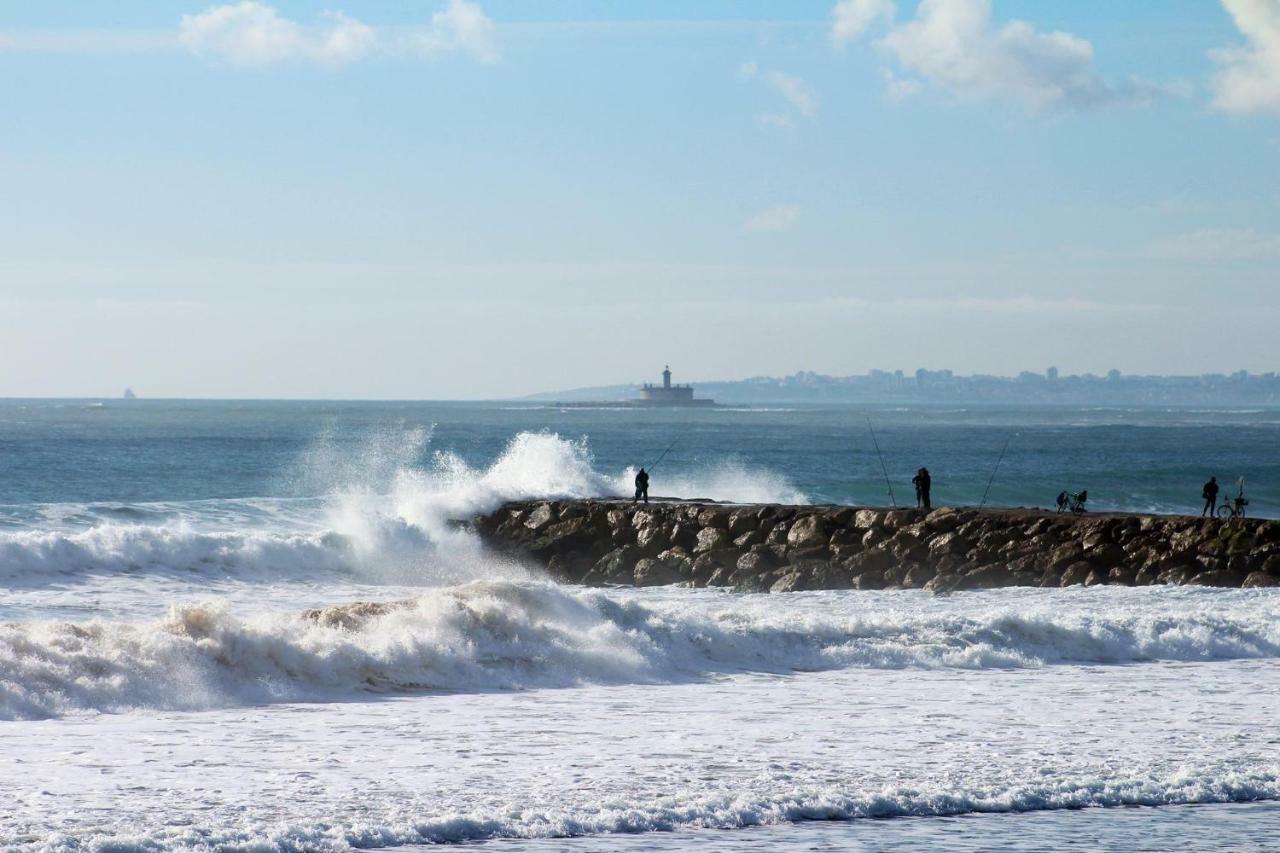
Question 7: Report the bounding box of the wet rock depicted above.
[1060,562,1092,587]
[587,546,640,585]
[1187,569,1245,587]
[903,564,937,589]
[1243,571,1279,588]
[694,527,730,553]
[735,549,779,576]
[635,525,670,555]
[726,508,759,536]
[786,514,829,549]
[854,509,882,529]
[770,571,807,593]
[634,557,680,587]
[853,570,887,590]
[524,503,555,532]
[697,507,729,529]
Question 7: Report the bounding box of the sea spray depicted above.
[0,431,806,587]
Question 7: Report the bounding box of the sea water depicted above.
[1,400,1278,850]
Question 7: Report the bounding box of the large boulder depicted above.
[633,558,680,587]
[697,507,729,529]
[524,503,555,532]
[635,525,671,555]
[735,549,779,576]
[1060,561,1093,587]
[854,509,882,529]
[1243,571,1280,588]
[693,527,730,554]
[770,571,808,593]
[727,509,759,536]
[787,514,830,549]
[1187,569,1245,587]
[585,546,639,584]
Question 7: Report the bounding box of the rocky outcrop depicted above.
[472,500,1280,593]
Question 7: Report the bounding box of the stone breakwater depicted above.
[473,500,1280,592]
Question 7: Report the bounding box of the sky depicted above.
[1,0,1278,399]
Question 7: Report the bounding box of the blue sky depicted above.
[1,0,1277,398]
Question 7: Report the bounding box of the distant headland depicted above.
[545,366,718,409]
[528,367,1280,407]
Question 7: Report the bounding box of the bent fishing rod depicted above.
[646,424,695,471]
[979,433,1015,509]
[866,416,897,508]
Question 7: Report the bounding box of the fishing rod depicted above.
[646,425,694,471]
[979,433,1015,509]
[866,417,897,508]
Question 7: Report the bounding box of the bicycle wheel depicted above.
[1216,504,1233,520]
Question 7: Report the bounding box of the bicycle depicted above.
[1217,480,1249,520]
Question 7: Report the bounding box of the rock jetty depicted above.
[473,500,1280,592]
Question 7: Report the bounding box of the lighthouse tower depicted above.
[640,366,697,403]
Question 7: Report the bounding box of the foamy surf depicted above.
[8,767,1280,850]
[3,582,1277,720]
[0,431,807,587]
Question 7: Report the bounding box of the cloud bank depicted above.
[1211,0,1280,115]
[178,0,498,66]
[832,0,1168,110]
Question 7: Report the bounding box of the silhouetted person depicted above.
[1202,476,1219,517]
[1055,490,1069,513]
[634,468,650,504]
[1076,490,1088,511]
[912,467,932,510]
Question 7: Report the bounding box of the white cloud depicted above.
[404,0,500,63]
[177,0,497,67]
[830,0,895,46]
[1210,0,1280,115]
[179,3,374,65]
[877,0,1113,109]
[744,205,800,232]
[740,62,820,121]
[1141,228,1280,261]
[881,68,922,100]
[830,0,1164,110]
[764,71,820,117]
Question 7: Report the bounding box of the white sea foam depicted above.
[3,583,1277,720]
[0,431,807,586]
[11,766,1280,850]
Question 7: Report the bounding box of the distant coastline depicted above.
[527,368,1280,407]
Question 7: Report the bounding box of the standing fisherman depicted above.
[1202,477,1219,517]
[634,467,650,504]
[912,467,932,510]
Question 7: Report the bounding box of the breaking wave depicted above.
[3,581,1277,720]
[0,431,807,586]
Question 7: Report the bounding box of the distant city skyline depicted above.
[1,1,1278,399]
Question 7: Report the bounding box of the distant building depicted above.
[1047,366,1059,382]
[637,366,715,407]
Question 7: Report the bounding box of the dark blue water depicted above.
[0,399,1275,516]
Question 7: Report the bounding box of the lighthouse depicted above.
[639,366,707,405]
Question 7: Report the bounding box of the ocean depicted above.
[1,399,1278,851]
